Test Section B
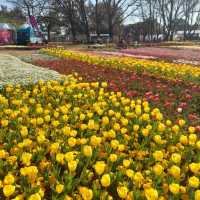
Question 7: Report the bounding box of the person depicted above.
[117,38,127,49]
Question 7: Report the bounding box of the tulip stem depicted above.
[72,157,91,191]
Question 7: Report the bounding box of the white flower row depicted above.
[0,54,61,87]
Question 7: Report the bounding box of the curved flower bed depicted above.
[0,76,200,199]
[41,48,200,84]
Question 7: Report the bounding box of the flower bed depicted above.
[41,48,200,84]
[33,59,200,125]
[0,76,200,200]
[121,47,200,63]
[0,54,61,86]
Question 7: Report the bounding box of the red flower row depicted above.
[33,58,200,125]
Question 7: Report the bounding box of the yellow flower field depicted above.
[0,75,200,199]
[41,48,200,84]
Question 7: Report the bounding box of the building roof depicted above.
[0,23,15,30]
[18,23,32,29]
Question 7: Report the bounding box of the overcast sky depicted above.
[1,0,12,8]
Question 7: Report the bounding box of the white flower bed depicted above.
[0,54,61,86]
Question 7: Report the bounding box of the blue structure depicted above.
[17,24,43,45]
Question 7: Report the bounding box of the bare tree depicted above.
[137,0,200,41]
[182,0,200,40]
[95,0,100,35]
[0,5,25,26]
[38,8,60,41]
[87,1,110,34]
[157,0,185,40]
[8,0,48,18]
[55,0,92,42]
[102,0,139,40]
[55,0,79,42]
[137,0,157,41]
[9,0,200,43]
[77,0,90,42]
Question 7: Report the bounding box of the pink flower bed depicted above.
[88,51,156,59]
[121,47,200,63]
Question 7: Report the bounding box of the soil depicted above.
[0,49,38,57]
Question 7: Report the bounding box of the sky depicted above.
[1,0,14,9]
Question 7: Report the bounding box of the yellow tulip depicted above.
[94,161,106,175]
[4,173,15,185]
[195,190,200,200]
[56,184,64,193]
[101,174,111,187]
[3,185,15,197]
[28,193,41,200]
[68,160,78,172]
[117,186,128,199]
[79,187,93,200]
[109,154,118,162]
[188,176,199,188]
[83,145,92,157]
[169,183,180,194]
[169,165,180,179]
[153,151,164,161]
[171,153,181,164]
[144,188,158,200]
[153,164,163,176]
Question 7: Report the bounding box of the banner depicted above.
[29,15,43,38]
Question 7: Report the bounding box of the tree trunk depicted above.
[164,32,169,41]
[108,15,113,41]
[95,0,100,35]
[143,34,146,42]
[79,0,90,43]
[71,24,76,42]
[47,24,51,42]
[170,32,173,41]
